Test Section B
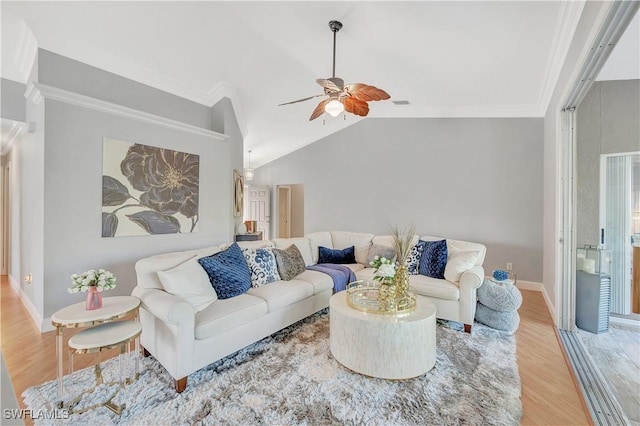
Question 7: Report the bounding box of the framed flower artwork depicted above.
[102,138,200,237]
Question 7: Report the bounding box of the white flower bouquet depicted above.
[68,269,117,293]
[370,255,396,285]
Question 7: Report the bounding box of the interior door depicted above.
[245,185,270,240]
[277,186,291,238]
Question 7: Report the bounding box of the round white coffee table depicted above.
[329,291,436,380]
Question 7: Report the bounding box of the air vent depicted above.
[392,100,410,105]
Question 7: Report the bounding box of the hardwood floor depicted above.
[1,277,591,425]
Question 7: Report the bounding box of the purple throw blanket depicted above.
[306,264,356,292]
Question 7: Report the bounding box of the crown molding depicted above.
[14,20,38,83]
[24,82,43,104]
[537,1,586,114]
[33,83,228,141]
[1,120,27,155]
[207,81,248,138]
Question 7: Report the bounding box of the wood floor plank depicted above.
[1,277,591,424]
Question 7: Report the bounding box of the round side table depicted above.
[51,296,140,409]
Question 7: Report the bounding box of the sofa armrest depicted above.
[132,286,195,325]
[459,266,484,291]
[458,265,485,326]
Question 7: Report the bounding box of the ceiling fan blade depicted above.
[309,99,330,121]
[278,94,324,106]
[344,84,390,102]
[343,97,369,117]
[316,78,342,92]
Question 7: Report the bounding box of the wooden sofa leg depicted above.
[464,324,472,333]
[175,377,187,393]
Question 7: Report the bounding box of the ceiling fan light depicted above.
[325,99,344,117]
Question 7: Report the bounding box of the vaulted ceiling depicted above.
[1,2,635,167]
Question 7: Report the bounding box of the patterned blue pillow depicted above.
[418,240,448,279]
[405,240,426,275]
[198,243,251,299]
[242,248,280,288]
[318,246,356,264]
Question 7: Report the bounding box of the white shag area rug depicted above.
[23,309,522,425]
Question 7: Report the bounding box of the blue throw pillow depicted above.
[198,243,251,299]
[418,240,448,279]
[318,246,356,264]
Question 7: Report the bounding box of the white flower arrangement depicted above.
[370,256,396,285]
[68,269,117,293]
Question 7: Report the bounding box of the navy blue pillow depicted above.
[198,243,251,299]
[418,240,448,279]
[318,245,356,264]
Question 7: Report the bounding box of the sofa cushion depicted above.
[444,250,481,283]
[273,244,307,280]
[366,244,397,267]
[306,231,333,264]
[157,256,218,312]
[220,240,275,250]
[195,294,267,339]
[330,231,374,265]
[344,263,365,273]
[198,243,251,299]
[247,280,314,312]
[410,275,460,301]
[293,270,334,294]
[273,238,314,266]
[419,239,448,279]
[241,247,280,288]
[318,245,356,264]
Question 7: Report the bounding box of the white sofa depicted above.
[306,232,486,333]
[132,240,332,393]
[132,232,485,392]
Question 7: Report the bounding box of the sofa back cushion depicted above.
[306,232,333,264]
[198,243,251,299]
[273,238,314,266]
[420,235,486,266]
[366,244,397,267]
[135,246,220,289]
[330,231,374,265]
[220,240,275,250]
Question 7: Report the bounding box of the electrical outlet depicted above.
[506,263,512,271]
[24,274,33,284]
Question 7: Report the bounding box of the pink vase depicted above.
[85,286,103,310]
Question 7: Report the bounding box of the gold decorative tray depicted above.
[346,280,417,315]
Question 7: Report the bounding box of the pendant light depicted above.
[244,150,254,181]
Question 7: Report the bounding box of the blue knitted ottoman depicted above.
[475,278,522,334]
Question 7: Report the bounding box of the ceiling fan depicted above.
[278,20,390,121]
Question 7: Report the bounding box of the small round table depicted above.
[329,291,436,380]
[51,296,140,409]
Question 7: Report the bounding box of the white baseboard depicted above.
[8,277,47,332]
[515,280,558,326]
[41,317,54,332]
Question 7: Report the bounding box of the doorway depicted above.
[275,184,304,238]
[244,185,270,240]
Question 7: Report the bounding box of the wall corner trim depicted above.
[24,82,43,104]
[33,83,229,141]
[207,81,248,138]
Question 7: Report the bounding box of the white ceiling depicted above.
[0,1,603,167]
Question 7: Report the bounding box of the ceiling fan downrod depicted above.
[329,20,342,78]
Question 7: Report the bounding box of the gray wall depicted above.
[576,79,640,247]
[1,78,26,122]
[38,50,213,130]
[255,117,544,282]
[11,50,243,321]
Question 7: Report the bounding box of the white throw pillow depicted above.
[444,250,480,283]
[157,256,218,312]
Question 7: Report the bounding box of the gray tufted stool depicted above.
[475,274,522,334]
